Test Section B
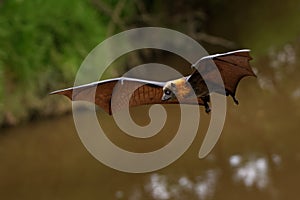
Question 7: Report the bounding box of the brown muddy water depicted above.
[1,44,300,200]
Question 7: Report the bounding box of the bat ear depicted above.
[171,82,176,89]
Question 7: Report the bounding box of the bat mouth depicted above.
[161,94,171,101]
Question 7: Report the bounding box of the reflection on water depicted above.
[147,174,170,199]
[119,154,283,200]
[257,43,298,93]
[269,44,296,69]
[145,171,219,200]
[194,170,218,199]
[232,156,269,189]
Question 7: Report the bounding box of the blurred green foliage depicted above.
[0,0,299,126]
[0,0,107,124]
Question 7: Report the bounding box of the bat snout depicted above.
[161,94,171,101]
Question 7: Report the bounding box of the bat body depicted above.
[50,49,256,114]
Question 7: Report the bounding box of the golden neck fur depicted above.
[164,77,193,100]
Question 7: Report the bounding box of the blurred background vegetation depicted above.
[0,0,108,125]
[0,0,299,126]
[1,0,300,199]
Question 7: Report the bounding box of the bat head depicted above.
[162,81,177,101]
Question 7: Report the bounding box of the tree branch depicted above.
[194,32,237,49]
[91,0,126,32]
[107,0,127,36]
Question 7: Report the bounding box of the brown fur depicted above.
[164,77,193,100]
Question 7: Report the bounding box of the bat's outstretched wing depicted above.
[50,77,178,114]
[187,49,256,103]
[51,50,255,114]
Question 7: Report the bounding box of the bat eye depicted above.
[164,90,171,95]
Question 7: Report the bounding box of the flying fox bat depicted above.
[50,49,256,114]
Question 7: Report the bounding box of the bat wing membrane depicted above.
[188,49,255,101]
[50,77,169,114]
